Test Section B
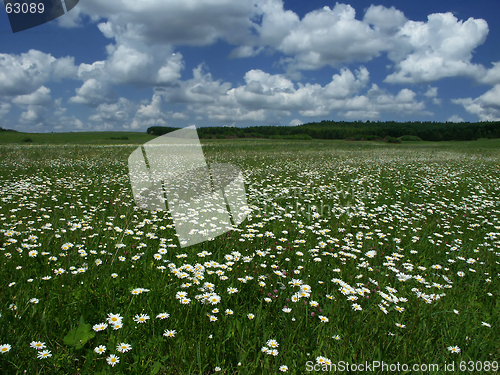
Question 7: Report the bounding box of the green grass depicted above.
[0,138,499,374]
[0,131,156,145]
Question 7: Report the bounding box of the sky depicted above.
[1,0,500,132]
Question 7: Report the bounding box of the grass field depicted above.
[0,136,499,374]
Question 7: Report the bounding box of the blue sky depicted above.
[1,0,500,132]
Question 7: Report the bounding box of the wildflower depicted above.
[225,309,234,315]
[267,349,279,356]
[332,335,341,340]
[395,323,406,328]
[156,312,170,320]
[215,367,222,372]
[94,345,106,355]
[227,287,238,294]
[107,354,120,367]
[29,298,39,304]
[316,356,329,364]
[112,322,123,330]
[266,339,279,348]
[163,330,176,337]
[319,316,329,323]
[352,303,362,311]
[37,350,52,359]
[482,322,491,327]
[279,365,289,372]
[247,313,255,320]
[447,346,461,354]
[30,341,46,350]
[92,323,108,332]
[0,344,11,353]
[209,315,218,322]
[133,314,150,324]
[111,273,118,278]
[116,343,132,353]
[107,313,123,325]
[282,307,292,313]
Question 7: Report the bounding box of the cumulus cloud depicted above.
[129,94,168,129]
[258,3,388,72]
[155,65,427,123]
[288,118,302,126]
[67,0,262,47]
[479,61,500,85]
[453,85,500,121]
[0,103,11,119]
[12,86,52,106]
[88,97,134,127]
[447,115,464,123]
[385,13,488,83]
[0,50,77,96]
[69,78,117,107]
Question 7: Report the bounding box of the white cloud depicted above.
[19,105,47,124]
[155,64,427,123]
[128,94,167,130]
[88,97,134,126]
[385,13,488,83]
[12,86,52,106]
[72,0,262,47]
[288,118,302,126]
[479,61,500,85]
[0,50,77,96]
[0,103,12,123]
[170,112,189,120]
[447,115,464,123]
[69,78,117,107]
[453,85,500,121]
[262,3,388,72]
[363,5,407,34]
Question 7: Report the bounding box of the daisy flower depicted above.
[30,341,46,350]
[267,349,279,356]
[482,322,491,327]
[225,309,234,315]
[133,314,150,324]
[351,303,362,311]
[395,323,406,328]
[116,343,132,353]
[247,313,255,320]
[37,350,52,359]
[0,344,11,354]
[107,313,123,325]
[266,339,279,348]
[94,345,106,355]
[156,312,170,320]
[163,330,176,337]
[107,354,120,367]
[92,323,108,332]
[279,365,289,372]
[447,346,461,354]
[318,316,329,323]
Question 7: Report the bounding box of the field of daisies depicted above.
[0,139,499,374]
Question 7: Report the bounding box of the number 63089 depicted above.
[6,2,45,14]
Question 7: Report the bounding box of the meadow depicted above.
[0,137,499,374]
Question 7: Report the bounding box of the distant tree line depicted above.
[146,121,500,141]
